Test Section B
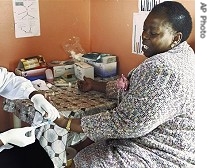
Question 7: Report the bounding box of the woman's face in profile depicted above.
[142,12,176,57]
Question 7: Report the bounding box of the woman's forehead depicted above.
[144,13,169,27]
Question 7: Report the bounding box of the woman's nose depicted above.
[142,30,149,40]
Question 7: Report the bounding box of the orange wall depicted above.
[90,0,195,76]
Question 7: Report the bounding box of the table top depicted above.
[47,84,117,118]
[3,81,117,122]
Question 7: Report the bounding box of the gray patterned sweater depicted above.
[75,41,195,168]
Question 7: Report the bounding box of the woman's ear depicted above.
[171,32,183,48]
[174,32,183,45]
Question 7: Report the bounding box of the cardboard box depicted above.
[74,62,94,80]
[15,55,47,81]
[52,64,74,78]
[81,54,117,77]
[101,55,116,64]
[83,59,117,77]
[81,53,116,64]
[90,62,117,77]
[17,55,46,70]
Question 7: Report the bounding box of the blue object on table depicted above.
[25,74,46,81]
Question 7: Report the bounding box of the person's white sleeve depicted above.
[0,67,36,100]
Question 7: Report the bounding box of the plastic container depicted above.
[45,69,54,83]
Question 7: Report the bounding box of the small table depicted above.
[3,80,117,168]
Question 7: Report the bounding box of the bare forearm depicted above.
[71,138,94,152]
[54,115,95,153]
[92,80,107,93]
[54,115,83,133]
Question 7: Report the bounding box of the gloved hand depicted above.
[0,127,36,147]
[31,94,60,121]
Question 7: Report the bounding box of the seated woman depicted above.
[55,1,195,167]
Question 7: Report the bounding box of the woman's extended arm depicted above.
[54,116,83,133]
[77,76,107,93]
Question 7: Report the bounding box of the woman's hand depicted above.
[77,76,94,92]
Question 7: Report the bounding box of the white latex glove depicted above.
[0,127,36,147]
[31,94,60,121]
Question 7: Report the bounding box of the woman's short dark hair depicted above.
[151,1,192,42]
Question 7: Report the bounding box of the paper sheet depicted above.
[132,0,168,54]
[12,0,40,38]
[132,12,149,55]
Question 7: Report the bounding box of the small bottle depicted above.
[45,69,54,83]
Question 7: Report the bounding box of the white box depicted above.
[92,62,117,77]
[83,59,117,77]
[74,62,94,80]
[81,55,116,64]
[53,65,74,78]
[101,55,116,64]
[81,55,117,77]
